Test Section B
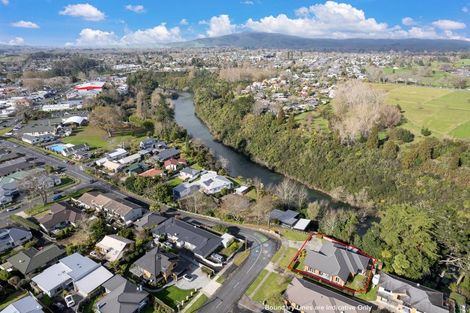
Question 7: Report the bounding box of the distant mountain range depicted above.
[174,32,470,52]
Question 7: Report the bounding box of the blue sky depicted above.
[1,0,470,46]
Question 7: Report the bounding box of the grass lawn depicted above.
[216,275,225,284]
[0,127,12,136]
[252,272,291,306]
[233,249,250,266]
[25,202,52,216]
[154,286,195,309]
[166,177,183,188]
[356,285,378,301]
[278,247,299,269]
[186,294,209,313]
[0,291,27,310]
[372,84,470,140]
[279,228,308,241]
[220,241,241,257]
[345,274,368,290]
[450,292,467,306]
[63,126,145,150]
[246,269,269,296]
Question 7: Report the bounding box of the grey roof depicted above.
[134,213,167,230]
[180,167,201,177]
[154,148,180,162]
[60,252,100,281]
[0,227,32,251]
[130,247,177,280]
[0,295,44,313]
[379,273,449,313]
[97,275,148,313]
[284,277,371,313]
[7,244,65,275]
[270,209,299,226]
[152,218,222,258]
[304,240,371,282]
[38,202,85,231]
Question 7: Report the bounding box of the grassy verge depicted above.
[233,249,250,266]
[9,215,40,231]
[251,272,291,306]
[185,294,208,313]
[277,247,299,269]
[279,229,308,241]
[216,275,225,284]
[245,269,269,296]
[167,177,183,188]
[220,241,241,258]
[356,285,378,301]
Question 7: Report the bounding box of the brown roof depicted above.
[139,168,163,177]
[38,202,85,231]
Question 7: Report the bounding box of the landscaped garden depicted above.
[154,286,195,309]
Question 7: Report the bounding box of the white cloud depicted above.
[69,24,182,47]
[11,20,40,29]
[121,24,182,45]
[8,37,25,45]
[242,0,254,5]
[125,4,145,13]
[207,14,236,37]
[72,28,118,46]
[245,1,468,40]
[432,19,466,30]
[180,19,189,25]
[1,0,8,5]
[401,17,416,26]
[60,3,105,21]
[463,7,469,13]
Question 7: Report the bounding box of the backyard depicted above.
[154,286,195,309]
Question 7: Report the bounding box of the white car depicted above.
[64,295,75,308]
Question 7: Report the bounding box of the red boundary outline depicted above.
[287,232,377,294]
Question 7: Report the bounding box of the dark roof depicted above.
[130,247,177,280]
[97,275,149,313]
[379,273,448,313]
[38,202,85,231]
[134,213,167,230]
[0,161,34,177]
[284,277,371,313]
[152,218,222,258]
[7,244,64,275]
[270,209,299,226]
[154,148,180,162]
[304,240,371,282]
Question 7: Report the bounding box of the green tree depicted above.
[382,140,398,160]
[379,204,438,279]
[118,228,135,240]
[89,218,108,242]
[153,183,173,204]
[366,126,379,149]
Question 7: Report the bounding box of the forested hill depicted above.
[174,32,470,52]
[156,71,470,288]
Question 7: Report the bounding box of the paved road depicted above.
[180,213,279,313]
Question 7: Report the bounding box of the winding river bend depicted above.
[173,92,332,202]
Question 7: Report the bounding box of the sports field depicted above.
[372,84,470,140]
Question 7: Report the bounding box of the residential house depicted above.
[164,158,178,171]
[152,218,223,260]
[95,235,134,262]
[38,202,85,234]
[75,192,144,224]
[154,148,180,162]
[0,295,44,313]
[0,158,35,177]
[172,182,200,199]
[95,275,149,313]
[124,163,148,176]
[303,238,372,287]
[31,253,113,297]
[102,160,124,173]
[198,171,233,194]
[140,138,166,151]
[130,247,178,284]
[178,167,201,181]
[61,143,89,158]
[21,133,55,145]
[377,273,449,313]
[96,148,128,166]
[7,244,65,276]
[284,277,372,313]
[270,209,300,228]
[0,227,32,253]
[118,154,142,166]
[138,168,164,178]
[134,212,167,231]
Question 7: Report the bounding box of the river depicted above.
[173,92,332,202]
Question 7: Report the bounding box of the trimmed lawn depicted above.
[345,274,368,291]
[166,177,183,188]
[220,241,241,257]
[63,126,146,150]
[0,127,12,136]
[356,285,378,301]
[233,249,250,266]
[252,272,291,306]
[279,229,308,241]
[154,286,195,309]
[278,247,299,269]
[186,294,208,313]
[246,269,269,296]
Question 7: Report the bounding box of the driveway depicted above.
[176,263,211,290]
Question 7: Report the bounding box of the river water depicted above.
[173,92,332,202]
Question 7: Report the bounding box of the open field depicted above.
[63,126,145,150]
[372,84,470,140]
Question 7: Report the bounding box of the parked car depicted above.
[52,194,63,201]
[210,254,225,263]
[64,295,75,308]
[6,206,19,212]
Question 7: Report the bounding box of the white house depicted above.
[95,235,134,262]
[198,171,233,194]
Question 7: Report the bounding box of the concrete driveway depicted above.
[175,264,211,290]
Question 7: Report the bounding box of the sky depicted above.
[1,0,470,47]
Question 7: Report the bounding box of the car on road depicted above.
[64,295,75,308]
[182,274,194,281]
[6,206,19,212]
[52,194,63,201]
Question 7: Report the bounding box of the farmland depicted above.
[372,84,470,140]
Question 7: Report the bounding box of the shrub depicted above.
[421,127,432,136]
[389,127,414,143]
